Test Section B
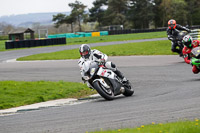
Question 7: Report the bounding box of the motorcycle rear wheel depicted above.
[123,82,134,96]
[93,81,114,100]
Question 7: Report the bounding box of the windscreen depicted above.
[191,47,200,58]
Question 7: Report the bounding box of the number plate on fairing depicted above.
[97,67,115,79]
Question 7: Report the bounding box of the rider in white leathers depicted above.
[78,44,127,86]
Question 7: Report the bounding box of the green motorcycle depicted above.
[191,47,200,68]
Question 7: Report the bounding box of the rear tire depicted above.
[93,80,114,100]
[123,81,134,96]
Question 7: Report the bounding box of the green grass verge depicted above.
[66,31,166,45]
[0,31,166,51]
[17,40,174,61]
[89,119,200,133]
[0,40,6,51]
[0,81,95,109]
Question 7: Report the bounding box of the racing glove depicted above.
[98,59,105,65]
[81,77,86,83]
[168,35,174,41]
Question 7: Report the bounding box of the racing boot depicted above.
[115,69,128,84]
[179,52,183,57]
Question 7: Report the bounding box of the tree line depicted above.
[1,0,199,36]
[53,0,200,32]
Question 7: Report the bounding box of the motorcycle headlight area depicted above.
[90,68,96,75]
[83,76,90,80]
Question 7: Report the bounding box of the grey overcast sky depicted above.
[0,0,95,17]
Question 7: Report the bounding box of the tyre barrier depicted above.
[5,38,66,49]
[108,26,200,35]
[190,29,200,40]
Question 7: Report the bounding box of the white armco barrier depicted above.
[189,29,200,40]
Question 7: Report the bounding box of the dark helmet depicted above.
[182,35,193,48]
[79,44,91,59]
[168,19,176,29]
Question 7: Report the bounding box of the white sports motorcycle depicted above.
[81,60,134,100]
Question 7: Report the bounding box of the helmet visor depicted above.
[169,24,175,28]
[80,51,89,56]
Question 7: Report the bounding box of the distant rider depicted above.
[167,19,191,56]
[78,44,128,84]
[182,35,200,74]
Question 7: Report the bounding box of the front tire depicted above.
[93,80,114,100]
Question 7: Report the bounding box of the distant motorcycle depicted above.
[191,47,200,69]
[173,29,189,56]
[81,60,134,100]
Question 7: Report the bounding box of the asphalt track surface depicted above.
[1,38,200,133]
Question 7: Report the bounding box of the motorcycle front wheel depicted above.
[93,80,114,100]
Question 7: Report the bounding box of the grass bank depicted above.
[0,81,95,109]
[89,119,200,133]
[66,31,166,45]
[17,40,174,61]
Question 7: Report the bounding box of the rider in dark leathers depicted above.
[167,19,191,56]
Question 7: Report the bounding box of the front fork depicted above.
[93,78,110,89]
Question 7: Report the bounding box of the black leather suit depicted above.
[167,24,190,55]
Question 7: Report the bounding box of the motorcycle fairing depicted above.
[95,67,122,95]
[97,67,115,79]
[93,78,110,89]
